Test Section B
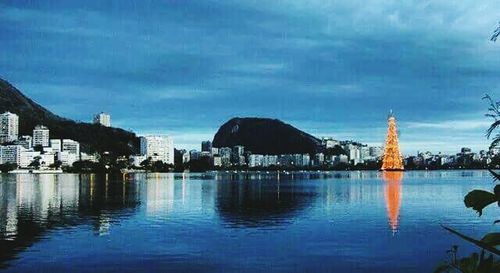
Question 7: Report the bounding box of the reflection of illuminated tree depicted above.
[382,171,403,233]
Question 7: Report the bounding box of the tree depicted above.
[49,160,63,169]
[29,156,42,170]
[0,163,18,173]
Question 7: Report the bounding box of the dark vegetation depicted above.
[435,96,500,272]
[212,117,323,155]
[0,78,139,155]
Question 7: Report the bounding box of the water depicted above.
[0,171,497,273]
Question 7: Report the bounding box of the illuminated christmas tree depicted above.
[381,110,404,171]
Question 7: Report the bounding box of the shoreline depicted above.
[2,168,495,175]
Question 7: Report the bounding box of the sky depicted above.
[0,0,499,154]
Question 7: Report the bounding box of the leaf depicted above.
[486,120,500,138]
[488,170,500,182]
[481,233,500,247]
[464,190,498,216]
[441,225,500,256]
[458,252,478,273]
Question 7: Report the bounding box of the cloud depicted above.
[406,119,491,130]
[0,0,499,152]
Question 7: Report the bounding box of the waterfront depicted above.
[0,171,497,273]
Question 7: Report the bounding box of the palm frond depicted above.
[492,22,500,42]
[441,225,500,256]
[486,120,500,138]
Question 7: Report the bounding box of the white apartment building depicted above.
[0,112,19,143]
[62,139,80,156]
[33,125,50,147]
[139,135,174,165]
[249,154,264,167]
[50,139,62,153]
[19,151,55,168]
[57,151,79,167]
[94,112,111,127]
[0,145,24,165]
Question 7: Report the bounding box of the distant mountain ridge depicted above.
[212,117,322,155]
[0,77,139,155]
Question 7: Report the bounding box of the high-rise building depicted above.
[33,125,50,147]
[94,112,111,127]
[139,135,174,165]
[201,141,212,153]
[62,139,80,157]
[0,145,24,166]
[0,112,19,143]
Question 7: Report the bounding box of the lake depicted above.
[0,171,497,273]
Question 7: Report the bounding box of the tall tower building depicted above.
[33,125,50,147]
[381,111,404,171]
[94,112,111,127]
[0,112,19,143]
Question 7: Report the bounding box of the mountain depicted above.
[0,78,139,155]
[212,117,322,155]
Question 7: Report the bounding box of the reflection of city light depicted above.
[383,171,403,233]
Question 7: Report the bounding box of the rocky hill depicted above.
[0,77,139,155]
[212,117,322,155]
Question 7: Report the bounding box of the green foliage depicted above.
[437,95,500,272]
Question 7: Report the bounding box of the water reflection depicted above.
[215,179,317,228]
[382,171,403,233]
[0,171,490,273]
[0,174,140,268]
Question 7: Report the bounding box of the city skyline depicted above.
[1,1,499,153]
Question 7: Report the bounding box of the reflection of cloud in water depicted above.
[215,179,317,228]
[382,172,404,233]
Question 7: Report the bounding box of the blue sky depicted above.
[1,0,499,154]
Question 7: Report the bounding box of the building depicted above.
[57,151,79,167]
[201,141,212,153]
[369,146,383,158]
[0,112,19,143]
[94,112,111,127]
[0,145,24,166]
[232,146,245,165]
[248,154,264,167]
[50,139,62,153]
[322,138,339,149]
[314,153,325,166]
[189,150,200,161]
[62,139,80,157]
[262,155,278,167]
[213,156,222,167]
[81,152,98,163]
[219,147,232,166]
[16,135,32,149]
[140,135,174,165]
[33,125,50,147]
